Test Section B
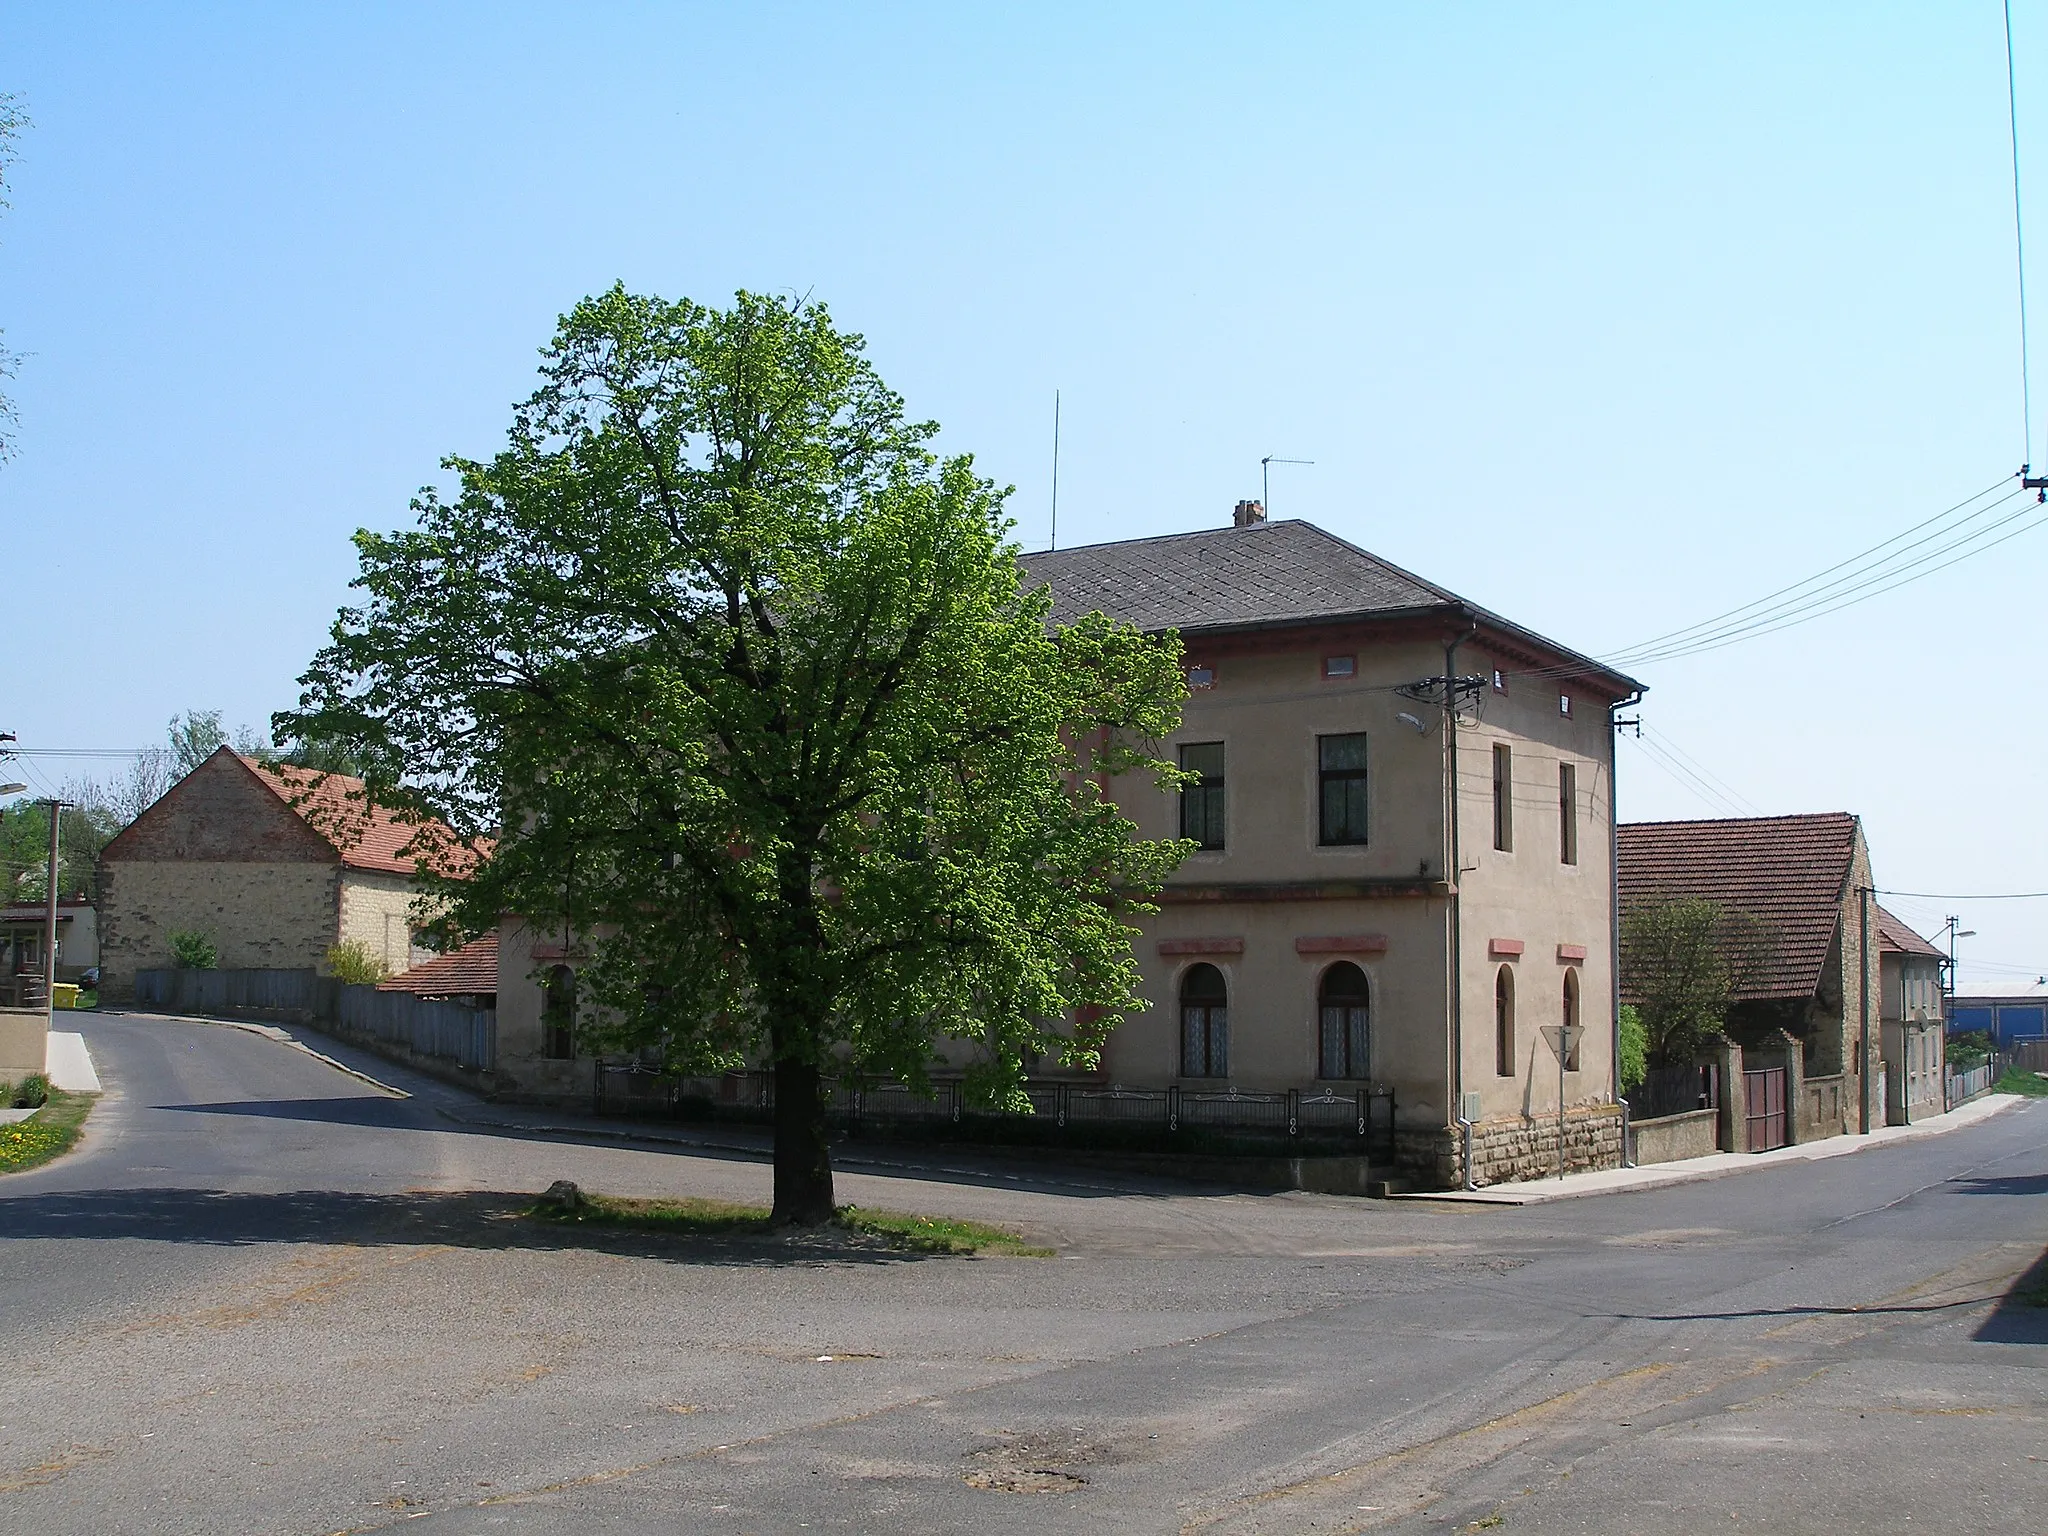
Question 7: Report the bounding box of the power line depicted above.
[1875,887,2048,900]
[1603,477,2018,664]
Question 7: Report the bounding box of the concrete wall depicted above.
[1632,1107,1719,1166]
[97,860,341,1000]
[0,1007,46,1079]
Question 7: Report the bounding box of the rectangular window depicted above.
[1322,654,1355,678]
[1187,666,1215,690]
[1180,742,1226,850]
[1492,668,1507,693]
[1492,743,1513,852]
[1318,732,1369,845]
[1559,762,1578,865]
[1559,693,1573,717]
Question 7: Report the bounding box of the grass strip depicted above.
[1993,1067,2048,1098]
[526,1191,1053,1256]
[0,1090,99,1176]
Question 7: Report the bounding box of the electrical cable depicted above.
[1609,489,2034,664]
[1875,887,2048,900]
[1603,476,2018,663]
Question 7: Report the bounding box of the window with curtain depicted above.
[1180,963,1229,1078]
[1318,962,1371,1079]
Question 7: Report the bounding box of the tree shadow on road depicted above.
[0,1186,955,1268]
[1974,1244,2048,1344]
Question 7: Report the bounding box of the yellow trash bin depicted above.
[51,982,80,1010]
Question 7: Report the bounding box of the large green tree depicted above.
[1620,895,1777,1067]
[278,288,1191,1223]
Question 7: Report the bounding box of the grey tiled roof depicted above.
[1017,519,1641,694]
[1019,520,1453,632]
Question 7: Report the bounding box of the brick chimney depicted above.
[1233,499,1267,527]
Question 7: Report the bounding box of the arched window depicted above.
[543,964,577,1061]
[1561,967,1581,1071]
[1494,965,1516,1077]
[1180,963,1229,1078]
[1319,963,1371,1080]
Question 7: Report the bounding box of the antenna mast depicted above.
[1261,455,1314,515]
[1050,390,1061,549]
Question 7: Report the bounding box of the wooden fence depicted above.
[134,967,495,1073]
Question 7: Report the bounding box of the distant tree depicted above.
[1620,896,1777,1066]
[1617,1003,1648,1094]
[0,92,26,464]
[103,748,173,825]
[278,287,1192,1225]
[166,710,228,776]
[0,797,117,902]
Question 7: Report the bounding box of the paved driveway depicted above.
[2,1013,2044,1534]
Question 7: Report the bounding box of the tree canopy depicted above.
[1620,895,1777,1066]
[278,287,1192,1222]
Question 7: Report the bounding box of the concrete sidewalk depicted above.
[1396,1091,2025,1204]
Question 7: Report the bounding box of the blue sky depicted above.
[1,3,2043,980]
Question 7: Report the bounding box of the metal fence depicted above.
[592,1063,1398,1159]
[135,967,495,1074]
[337,986,496,1073]
[1946,1058,1998,1106]
[1627,1063,1719,1121]
[135,967,339,1017]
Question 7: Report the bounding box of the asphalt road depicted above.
[2,1013,2045,1535]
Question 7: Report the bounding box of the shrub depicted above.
[13,1073,49,1109]
[169,930,218,970]
[1617,1004,1648,1095]
[1948,1030,1991,1069]
[325,940,389,985]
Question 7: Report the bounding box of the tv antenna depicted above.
[1050,389,1061,549]
[1261,455,1314,516]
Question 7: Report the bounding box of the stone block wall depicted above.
[1407,1104,1625,1188]
[97,861,340,1000]
[337,870,427,976]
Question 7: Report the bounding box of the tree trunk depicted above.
[771,1055,836,1225]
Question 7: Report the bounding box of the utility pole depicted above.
[41,796,63,1019]
[1858,885,1874,1135]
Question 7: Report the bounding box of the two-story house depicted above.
[1020,505,1643,1185]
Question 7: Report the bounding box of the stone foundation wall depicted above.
[1403,1104,1625,1188]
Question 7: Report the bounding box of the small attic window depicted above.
[1187,666,1216,690]
[1322,655,1355,679]
[1559,693,1573,717]
[1492,669,1507,693]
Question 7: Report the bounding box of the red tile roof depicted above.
[1875,906,1944,959]
[1617,813,1861,1001]
[238,755,482,878]
[378,931,499,996]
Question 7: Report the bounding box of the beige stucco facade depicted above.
[1099,624,1627,1174]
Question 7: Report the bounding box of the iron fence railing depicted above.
[592,1063,1398,1159]
[1626,1063,1719,1122]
